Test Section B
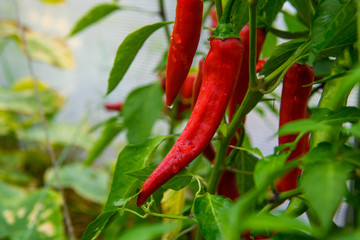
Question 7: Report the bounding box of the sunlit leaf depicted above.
[0,20,75,69]
[107,21,172,94]
[69,3,120,36]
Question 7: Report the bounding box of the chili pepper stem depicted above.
[269,27,309,39]
[207,90,263,194]
[259,188,303,215]
[158,0,170,44]
[215,0,223,23]
[248,0,258,90]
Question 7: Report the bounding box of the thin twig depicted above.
[12,0,75,239]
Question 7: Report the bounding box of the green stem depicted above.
[149,212,191,221]
[248,0,258,90]
[221,0,236,23]
[259,188,303,214]
[207,90,263,193]
[358,0,360,62]
[159,0,171,44]
[269,28,309,39]
[215,0,223,22]
[307,0,315,17]
[263,41,311,92]
[310,76,352,147]
[202,1,215,22]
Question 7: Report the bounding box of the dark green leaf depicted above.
[231,0,249,33]
[262,0,286,27]
[301,162,352,231]
[309,0,356,64]
[278,119,330,136]
[82,136,171,239]
[253,153,288,188]
[330,230,360,240]
[283,11,309,32]
[118,223,179,240]
[260,32,277,59]
[259,39,306,76]
[313,58,335,77]
[104,136,171,211]
[84,118,124,166]
[82,211,119,240]
[321,19,357,56]
[194,193,232,240]
[107,21,172,94]
[126,164,192,191]
[123,83,163,144]
[234,150,258,195]
[348,122,360,139]
[272,231,317,240]
[241,214,313,235]
[324,107,360,125]
[288,0,312,27]
[69,3,120,36]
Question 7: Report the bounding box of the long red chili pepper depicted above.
[137,37,244,206]
[275,63,314,192]
[217,26,266,201]
[165,0,203,106]
[104,102,123,111]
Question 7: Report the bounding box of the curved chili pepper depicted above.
[217,26,265,201]
[104,102,123,111]
[165,0,203,106]
[275,63,314,192]
[137,37,244,206]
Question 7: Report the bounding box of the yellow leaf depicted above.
[0,20,75,70]
[161,189,185,240]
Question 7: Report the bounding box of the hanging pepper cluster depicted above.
[137,0,314,208]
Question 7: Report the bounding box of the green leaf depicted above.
[193,193,232,240]
[259,39,306,77]
[81,210,119,240]
[262,0,286,27]
[260,32,277,59]
[118,223,179,240]
[126,164,192,191]
[288,0,312,27]
[323,107,360,125]
[348,122,360,139]
[309,0,356,64]
[107,21,172,94]
[253,153,288,188]
[45,163,110,203]
[234,150,258,195]
[301,161,352,231]
[84,118,124,166]
[82,136,171,239]
[272,231,316,240]
[0,189,65,240]
[278,119,330,136]
[123,83,163,144]
[330,230,360,240]
[69,3,120,36]
[241,214,313,235]
[104,136,171,211]
[283,11,309,32]
[231,0,249,33]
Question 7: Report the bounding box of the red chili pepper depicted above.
[256,58,268,73]
[165,0,203,106]
[137,37,244,206]
[217,26,265,201]
[228,25,266,121]
[275,63,314,192]
[104,102,123,111]
[191,59,205,110]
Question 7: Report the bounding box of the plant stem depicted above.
[207,90,263,193]
[259,188,303,214]
[215,0,223,22]
[203,1,215,22]
[248,0,258,89]
[269,28,309,39]
[221,0,236,23]
[159,0,171,44]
